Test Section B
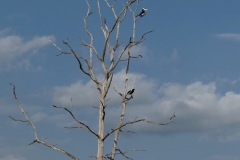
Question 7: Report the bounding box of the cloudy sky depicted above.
[1,0,240,160]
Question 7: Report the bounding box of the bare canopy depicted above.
[10,1,175,160]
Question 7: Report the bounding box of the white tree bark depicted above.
[10,1,175,160]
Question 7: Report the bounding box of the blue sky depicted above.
[1,0,240,160]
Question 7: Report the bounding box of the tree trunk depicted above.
[97,79,107,160]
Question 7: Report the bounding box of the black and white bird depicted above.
[136,8,148,17]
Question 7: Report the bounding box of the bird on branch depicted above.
[136,8,148,18]
[127,89,135,95]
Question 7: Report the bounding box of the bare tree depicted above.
[10,1,175,160]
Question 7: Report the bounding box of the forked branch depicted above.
[49,39,101,88]
[110,30,153,73]
[9,83,79,160]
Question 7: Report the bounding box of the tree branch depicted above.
[63,40,92,76]
[9,83,79,160]
[9,115,28,122]
[52,105,99,138]
[83,0,100,66]
[103,118,145,141]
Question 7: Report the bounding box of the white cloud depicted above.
[53,80,99,107]
[214,33,240,41]
[53,70,156,107]
[0,29,55,71]
[30,111,74,127]
[0,155,27,160]
[52,70,240,141]
[111,70,158,105]
[123,81,240,141]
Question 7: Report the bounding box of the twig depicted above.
[9,115,28,122]
[52,105,99,138]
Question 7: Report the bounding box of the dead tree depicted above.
[10,1,175,160]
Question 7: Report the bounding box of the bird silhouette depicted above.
[127,89,135,95]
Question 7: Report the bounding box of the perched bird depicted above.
[136,8,148,17]
[127,89,135,95]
